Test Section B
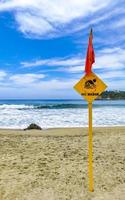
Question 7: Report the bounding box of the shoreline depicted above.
[0,125,125,130]
[0,126,125,138]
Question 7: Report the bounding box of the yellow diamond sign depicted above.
[74,72,107,102]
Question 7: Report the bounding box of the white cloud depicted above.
[21,47,125,73]
[21,57,83,67]
[0,0,33,10]
[16,12,54,36]
[8,74,78,98]
[0,68,125,98]
[9,73,46,85]
[35,79,76,90]
[66,65,83,73]
[21,59,50,68]
[113,18,125,28]
[0,70,7,80]
[0,0,112,38]
[9,73,76,90]
[98,70,125,81]
[70,47,125,73]
[0,75,124,98]
[0,71,75,92]
[0,45,125,98]
[0,78,78,99]
[94,47,125,69]
[107,79,125,90]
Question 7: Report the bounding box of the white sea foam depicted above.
[0,103,124,129]
[0,104,33,109]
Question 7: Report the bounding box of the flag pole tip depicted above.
[90,28,93,34]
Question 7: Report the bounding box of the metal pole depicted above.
[88,102,94,192]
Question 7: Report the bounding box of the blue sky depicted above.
[0,0,125,99]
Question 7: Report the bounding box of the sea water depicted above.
[0,99,124,129]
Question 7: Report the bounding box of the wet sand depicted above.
[0,127,125,200]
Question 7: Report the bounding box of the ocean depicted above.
[0,99,125,129]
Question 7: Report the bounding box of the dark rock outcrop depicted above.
[24,123,42,130]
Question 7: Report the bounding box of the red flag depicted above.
[85,29,95,75]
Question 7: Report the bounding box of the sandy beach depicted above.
[0,127,125,200]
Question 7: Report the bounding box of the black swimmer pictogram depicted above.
[84,79,96,89]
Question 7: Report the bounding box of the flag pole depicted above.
[88,102,94,192]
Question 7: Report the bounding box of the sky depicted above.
[0,0,125,99]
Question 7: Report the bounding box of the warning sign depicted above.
[74,72,107,102]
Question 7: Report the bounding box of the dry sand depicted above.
[0,127,125,200]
